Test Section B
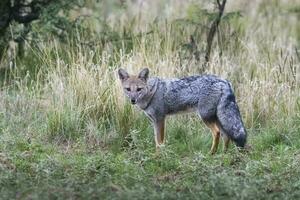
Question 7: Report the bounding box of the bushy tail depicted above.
[217,90,247,148]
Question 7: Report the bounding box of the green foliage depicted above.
[186,3,218,24]
[222,11,243,20]
[46,105,84,141]
[34,0,84,40]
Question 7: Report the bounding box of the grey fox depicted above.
[118,68,247,154]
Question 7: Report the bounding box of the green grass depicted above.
[0,126,300,199]
[1,104,300,199]
[0,0,300,199]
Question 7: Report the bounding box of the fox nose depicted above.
[131,99,136,104]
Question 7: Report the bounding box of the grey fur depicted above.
[119,68,247,149]
[118,68,129,81]
[138,68,149,81]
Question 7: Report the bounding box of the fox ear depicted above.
[138,68,149,81]
[118,68,129,81]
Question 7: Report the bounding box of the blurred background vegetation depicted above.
[0,0,300,199]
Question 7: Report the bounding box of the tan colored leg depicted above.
[206,122,220,155]
[154,119,165,149]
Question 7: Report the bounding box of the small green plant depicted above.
[46,106,84,142]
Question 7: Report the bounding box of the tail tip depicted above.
[234,134,247,148]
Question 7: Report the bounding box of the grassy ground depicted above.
[0,0,300,199]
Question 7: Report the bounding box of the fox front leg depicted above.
[153,119,165,149]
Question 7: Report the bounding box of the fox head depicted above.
[118,68,150,105]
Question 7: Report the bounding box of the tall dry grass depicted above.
[0,0,299,144]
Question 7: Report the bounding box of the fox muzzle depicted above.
[131,99,136,104]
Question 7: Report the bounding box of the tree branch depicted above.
[204,0,227,67]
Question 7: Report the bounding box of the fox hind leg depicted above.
[197,98,222,154]
[205,121,221,155]
[222,132,231,152]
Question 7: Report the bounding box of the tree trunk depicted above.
[204,0,227,67]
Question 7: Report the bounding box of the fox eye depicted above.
[125,88,131,91]
[137,88,142,92]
